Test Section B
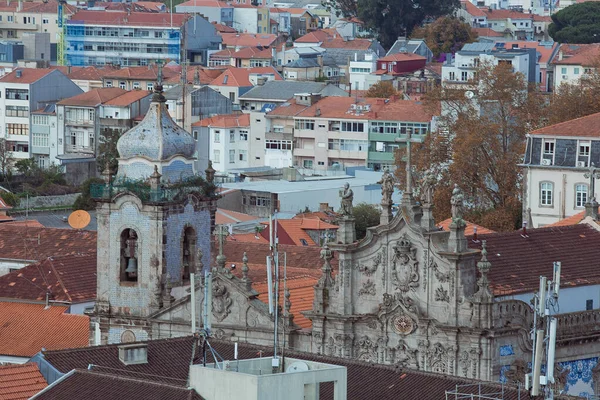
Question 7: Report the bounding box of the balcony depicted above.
[31,146,50,155]
[368,151,395,162]
[293,147,316,157]
[65,119,95,127]
[66,144,94,154]
[327,149,366,160]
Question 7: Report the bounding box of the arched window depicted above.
[540,182,553,207]
[181,227,196,282]
[120,229,138,283]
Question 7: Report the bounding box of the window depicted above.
[540,182,553,206]
[229,149,235,163]
[43,18,48,24]
[449,71,455,81]
[295,119,315,130]
[239,150,247,161]
[213,150,220,162]
[561,67,567,75]
[265,140,292,150]
[5,88,28,100]
[303,159,313,168]
[119,81,126,89]
[239,131,248,141]
[576,183,588,208]
[273,126,284,133]
[6,123,28,135]
[89,132,95,149]
[543,140,555,156]
[229,131,235,143]
[106,80,113,87]
[461,71,468,81]
[7,16,12,22]
[133,82,140,89]
[341,121,364,132]
[328,139,367,151]
[213,130,221,143]
[574,67,580,75]
[147,83,153,91]
[580,142,591,157]
[192,130,198,140]
[587,299,594,310]
[6,105,28,117]
[32,115,49,125]
[32,131,49,147]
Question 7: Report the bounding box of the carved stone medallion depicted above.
[391,234,419,292]
[212,279,232,322]
[392,314,416,335]
[121,329,136,343]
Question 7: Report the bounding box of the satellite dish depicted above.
[465,91,475,99]
[286,361,310,373]
[68,210,91,230]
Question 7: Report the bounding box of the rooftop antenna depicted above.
[266,209,281,372]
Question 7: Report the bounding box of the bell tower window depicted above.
[120,229,138,283]
[182,227,196,283]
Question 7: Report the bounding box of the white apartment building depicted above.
[0,68,82,161]
[30,105,58,169]
[522,112,600,227]
[551,43,599,90]
[348,52,379,91]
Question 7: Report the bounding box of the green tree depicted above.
[97,128,122,174]
[411,16,478,58]
[352,203,381,239]
[14,158,38,177]
[365,81,399,98]
[357,0,460,49]
[0,138,12,179]
[549,2,600,43]
[73,177,104,211]
[321,0,358,18]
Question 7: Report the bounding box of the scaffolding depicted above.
[445,383,525,400]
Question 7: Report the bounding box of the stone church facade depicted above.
[92,80,599,392]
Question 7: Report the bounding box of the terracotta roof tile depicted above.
[320,37,373,50]
[294,30,332,43]
[483,8,533,20]
[66,66,104,81]
[0,225,97,262]
[0,253,96,304]
[209,67,282,87]
[552,43,600,66]
[494,41,557,65]
[547,211,585,227]
[69,10,191,27]
[473,27,504,37]
[19,0,76,14]
[529,111,600,137]
[57,88,128,107]
[215,208,258,224]
[231,46,274,59]
[178,0,230,7]
[438,218,495,235]
[0,302,89,357]
[461,0,487,17]
[100,65,179,80]
[193,113,250,128]
[163,67,225,85]
[0,220,44,228]
[212,22,237,33]
[266,99,311,117]
[0,68,57,84]
[103,90,152,107]
[253,275,318,328]
[220,33,278,48]
[34,369,202,400]
[378,53,427,62]
[0,363,47,400]
[43,336,199,386]
[227,232,270,244]
[471,224,600,295]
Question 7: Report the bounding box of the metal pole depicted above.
[190,272,196,333]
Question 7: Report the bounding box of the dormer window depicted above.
[118,343,148,365]
[578,141,590,167]
[542,140,555,166]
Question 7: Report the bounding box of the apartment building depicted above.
[551,43,600,90]
[522,112,600,227]
[65,11,222,66]
[0,68,82,161]
[55,88,152,184]
[176,1,270,34]
[0,0,76,44]
[30,104,57,169]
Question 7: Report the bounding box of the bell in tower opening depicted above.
[121,229,138,282]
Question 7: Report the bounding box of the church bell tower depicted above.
[92,75,216,345]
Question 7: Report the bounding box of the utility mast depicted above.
[526,262,561,399]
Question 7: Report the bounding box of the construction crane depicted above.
[57,0,66,66]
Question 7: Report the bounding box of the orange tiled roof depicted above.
[66,66,104,81]
[103,90,152,106]
[99,64,180,80]
[378,53,427,63]
[438,218,495,235]
[57,88,127,107]
[494,41,557,64]
[461,0,487,17]
[216,208,259,224]
[294,30,332,43]
[227,232,270,243]
[1,219,44,227]
[209,67,282,87]
[193,113,250,128]
[69,10,191,27]
[178,0,230,7]
[320,37,373,50]
[473,27,504,37]
[0,363,47,400]
[0,302,89,357]
[553,43,600,66]
[253,275,318,329]
[547,211,585,227]
[220,33,278,48]
[212,22,237,33]
[530,111,600,137]
[231,46,274,60]
[0,68,56,84]
[255,218,338,246]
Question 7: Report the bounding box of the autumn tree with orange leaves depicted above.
[395,62,546,231]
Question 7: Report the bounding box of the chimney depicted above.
[17,0,22,12]
[315,107,321,116]
[256,77,266,86]
[319,202,330,212]
[585,198,599,220]
[521,221,529,238]
[67,65,71,75]
[558,50,563,61]
[348,82,352,97]
[16,69,22,78]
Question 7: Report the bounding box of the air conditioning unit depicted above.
[541,159,552,166]
[562,75,568,79]
[350,104,357,110]
[577,161,587,167]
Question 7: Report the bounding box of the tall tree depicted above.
[0,138,12,179]
[357,0,460,49]
[395,62,545,231]
[321,0,358,18]
[97,128,123,174]
[351,202,381,239]
[365,81,399,98]
[411,16,478,58]
[549,2,600,43]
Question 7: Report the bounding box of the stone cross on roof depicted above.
[584,163,600,203]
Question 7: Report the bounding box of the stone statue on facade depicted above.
[377,168,395,207]
[420,171,436,205]
[339,182,354,216]
[450,184,465,225]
